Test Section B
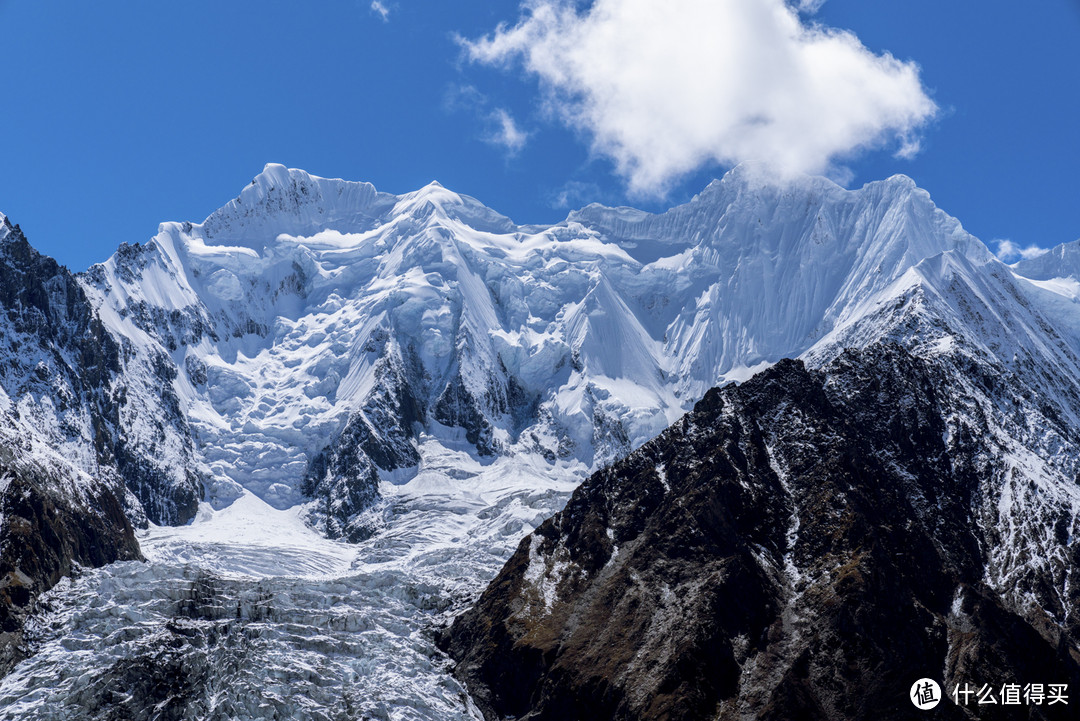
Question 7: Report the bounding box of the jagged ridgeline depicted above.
[1,164,1080,718]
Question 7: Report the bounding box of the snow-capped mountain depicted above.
[435,173,1080,718]
[2,165,1080,719]
[80,164,997,540]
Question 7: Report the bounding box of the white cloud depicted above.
[796,0,827,13]
[443,86,530,156]
[371,1,390,22]
[443,84,486,114]
[487,109,530,155]
[550,179,603,209]
[995,239,1048,263]
[464,0,937,196]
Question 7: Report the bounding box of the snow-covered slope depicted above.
[80,164,999,539]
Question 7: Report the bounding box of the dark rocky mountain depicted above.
[441,344,1080,720]
[0,216,203,527]
[0,216,211,675]
[0,218,150,675]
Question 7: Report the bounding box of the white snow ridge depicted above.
[2,164,1080,719]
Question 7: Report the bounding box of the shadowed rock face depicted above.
[441,345,1080,721]
[0,464,142,677]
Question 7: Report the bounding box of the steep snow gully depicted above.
[1,165,1079,719]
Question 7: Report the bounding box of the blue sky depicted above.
[0,0,1077,270]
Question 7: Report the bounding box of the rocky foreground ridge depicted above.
[442,345,1080,720]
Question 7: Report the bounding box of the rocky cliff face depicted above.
[441,344,1080,720]
[0,216,203,527]
[0,217,147,675]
